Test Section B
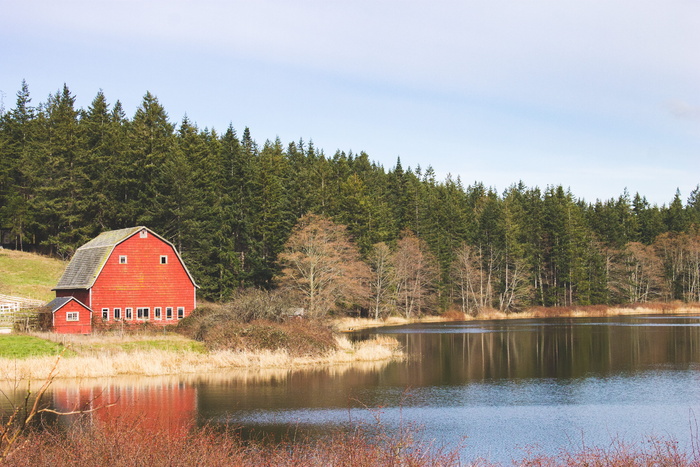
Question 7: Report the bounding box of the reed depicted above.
[0,335,403,381]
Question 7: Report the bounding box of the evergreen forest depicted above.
[1,82,699,316]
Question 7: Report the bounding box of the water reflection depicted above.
[3,315,700,464]
[366,316,700,382]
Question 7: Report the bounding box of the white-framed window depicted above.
[137,307,149,320]
[166,307,173,320]
[102,308,109,320]
[119,255,127,264]
[114,308,121,320]
[177,307,185,320]
[154,307,162,320]
[160,255,168,264]
[140,230,147,238]
[125,307,133,320]
[66,312,79,322]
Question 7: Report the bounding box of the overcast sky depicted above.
[2,0,698,205]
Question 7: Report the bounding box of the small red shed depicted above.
[52,227,198,333]
[46,296,93,334]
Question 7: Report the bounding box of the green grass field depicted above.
[116,339,206,353]
[84,337,207,354]
[0,249,65,302]
[0,335,73,358]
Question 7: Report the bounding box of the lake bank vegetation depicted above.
[2,82,700,324]
[0,328,401,381]
[1,413,697,466]
[333,301,700,331]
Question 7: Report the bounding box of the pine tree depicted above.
[632,193,665,244]
[0,81,38,250]
[170,119,219,297]
[336,173,373,254]
[688,186,700,228]
[80,91,130,231]
[499,184,533,311]
[32,84,89,257]
[665,189,688,233]
[209,125,249,298]
[251,137,293,287]
[129,91,175,226]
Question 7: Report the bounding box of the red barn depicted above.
[52,227,198,333]
[46,296,93,334]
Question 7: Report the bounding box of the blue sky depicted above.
[2,0,698,206]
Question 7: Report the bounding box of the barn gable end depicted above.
[52,227,198,333]
[47,297,92,334]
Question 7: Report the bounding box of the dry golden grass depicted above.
[333,302,700,331]
[515,301,700,319]
[0,334,403,381]
[333,315,449,332]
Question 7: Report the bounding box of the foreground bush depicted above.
[4,416,461,467]
[517,436,695,466]
[5,415,700,466]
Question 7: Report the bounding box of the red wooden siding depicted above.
[90,231,196,325]
[53,300,92,334]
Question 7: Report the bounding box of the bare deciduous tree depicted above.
[452,243,495,314]
[391,232,437,318]
[368,242,393,320]
[278,214,370,318]
[655,232,700,302]
[620,242,665,302]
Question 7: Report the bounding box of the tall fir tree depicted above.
[129,91,175,227]
[33,84,89,257]
[0,81,38,250]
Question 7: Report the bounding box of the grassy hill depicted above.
[0,249,65,302]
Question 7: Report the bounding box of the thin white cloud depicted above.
[667,100,700,121]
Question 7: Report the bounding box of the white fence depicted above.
[0,294,46,332]
[0,294,45,309]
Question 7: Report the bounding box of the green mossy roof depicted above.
[53,227,143,290]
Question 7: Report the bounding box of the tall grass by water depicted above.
[332,302,700,332]
[0,332,402,381]
[1,414,699,466]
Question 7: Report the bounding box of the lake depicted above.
[8,314,700,464]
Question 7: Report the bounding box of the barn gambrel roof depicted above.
[53,226,198,290]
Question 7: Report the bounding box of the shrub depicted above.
[441,309,467,321]
[182,318,337,357]
[2,415,462,466]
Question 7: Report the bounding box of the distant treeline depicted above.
[1,82,699,313]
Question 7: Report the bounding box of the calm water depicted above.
[11,315,700,463]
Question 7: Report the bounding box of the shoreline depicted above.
[3,302,699,381]
[332,302,700,332]
[0,334,403,382]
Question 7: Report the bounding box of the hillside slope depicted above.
[0,249,65,302]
